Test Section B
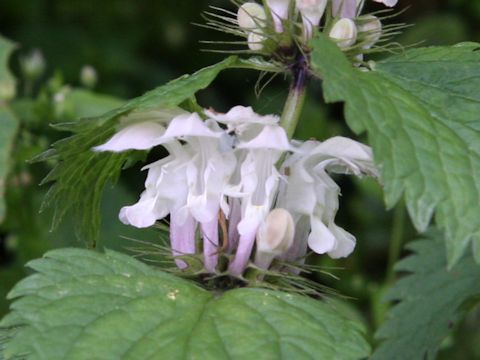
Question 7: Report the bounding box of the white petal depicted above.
[119,194,168,228]
[93,121,165,152]
[237,124,292,151]
[318,136,372,160]
[372,0,397,7]
[307,215,336,254]
[308,136,379,177]
[163,113,222,139]
[281,171,317,215]
[205,106,279,127]
[327,224,356,258]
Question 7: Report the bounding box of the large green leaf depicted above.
[311,34,480,266]
[371,233,480,360]
[39,56,242,246]
[1,249,370,360]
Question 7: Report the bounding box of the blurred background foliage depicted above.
[0,0,479,358]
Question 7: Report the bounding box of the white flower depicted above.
[230,125,293,275]
[295,0,328,40]
[279,136,378,259]
[254,208,295,269]
[96,105,379,275]
[266,0,291,33]
[329,18,358,48]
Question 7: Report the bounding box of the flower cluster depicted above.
[95,106,378,276]
[219,0,399,60]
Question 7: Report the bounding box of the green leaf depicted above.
[311,34,480,266]
[0,108,18,224]
[371,233,480,360]
[63,89,124,119]
[1,249,370,360]
[39,56,239,246]
[0,35,16,101]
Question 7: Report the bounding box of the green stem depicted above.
[279,57,308,139]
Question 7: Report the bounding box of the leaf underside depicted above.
[311,34,480,266]
[371,232,480,360]
[0,249,370,360]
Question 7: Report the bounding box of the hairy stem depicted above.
[279,56,308,139]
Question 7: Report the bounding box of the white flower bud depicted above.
[266,0,291,33]
[237,2,267,30]
[356,15,382,49]
[295,0,328,40]
[80,65,98,88]
[329,18,357,49]
[20,49,45,80]
[254,208,295,269]
[247,31,266,51]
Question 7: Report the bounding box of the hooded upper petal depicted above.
[93,121,166,152]
[93,108,187,152]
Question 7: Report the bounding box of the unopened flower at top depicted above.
[219,0,399,62]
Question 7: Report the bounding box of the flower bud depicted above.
[266,0,291,33]
[247,31,266,51]
[20,49,45,81]
[237,2,267,30]
[356,15,382,49]
[80,65,98,88]
[329,18,357,49]
[254,208,295,270]
[295,0,328,40]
